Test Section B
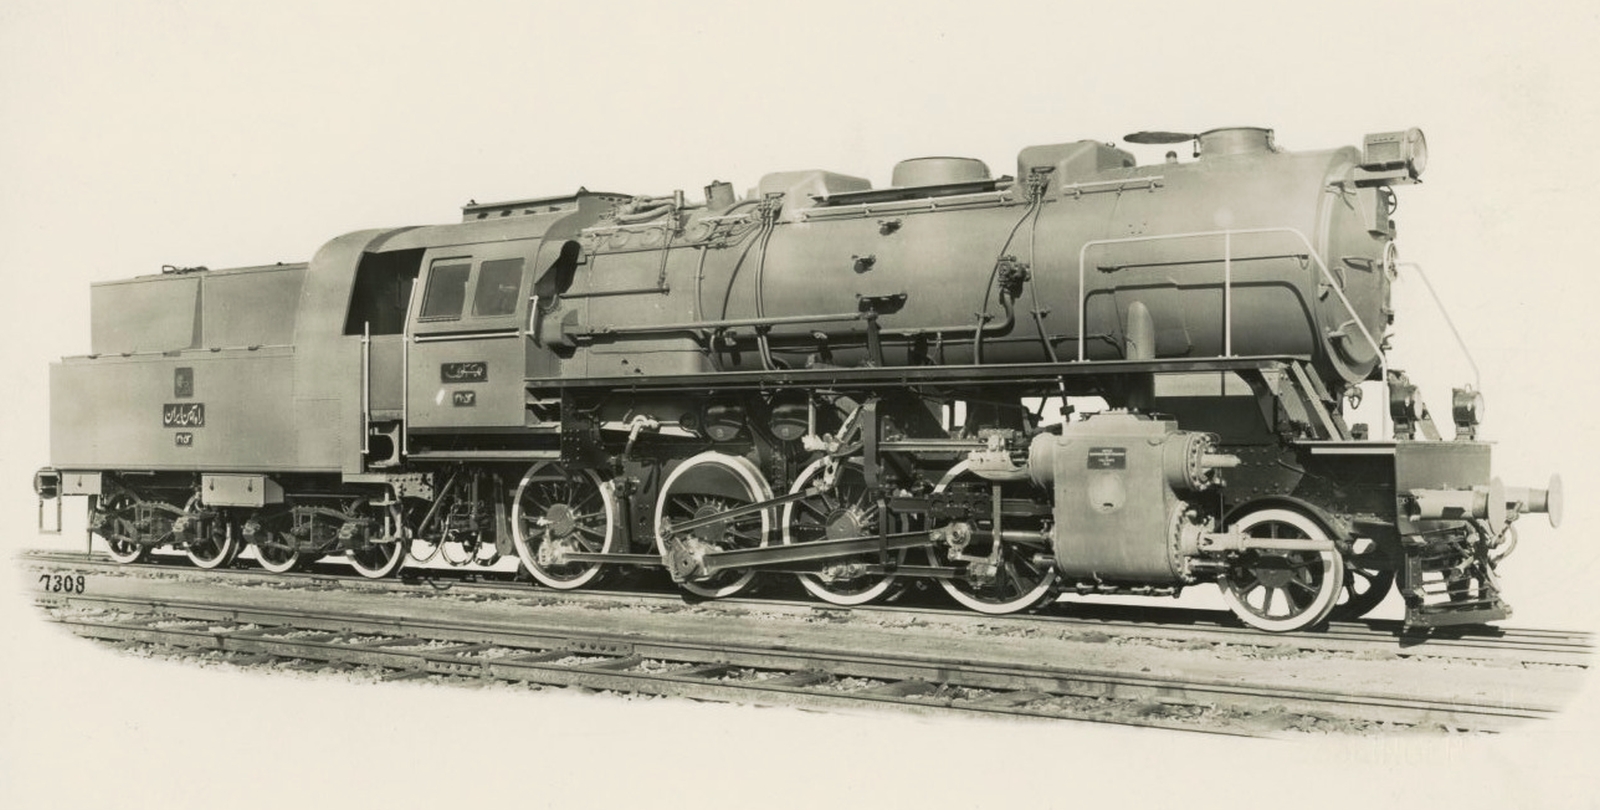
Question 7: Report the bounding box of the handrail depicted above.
[1397,261,1480,390]
[361,322,370,455]
[1077,227,1390,437]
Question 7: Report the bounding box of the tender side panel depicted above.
[50,349,310,472]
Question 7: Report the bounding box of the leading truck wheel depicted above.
[1329,558,1395,621]
[1218,508,1345,632]
[511,463,617,590]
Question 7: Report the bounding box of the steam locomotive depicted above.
[33,125,1560,632]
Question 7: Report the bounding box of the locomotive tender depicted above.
[34,126,1561,631]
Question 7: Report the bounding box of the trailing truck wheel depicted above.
[346,502,408,579]
[347,543,405,578]
[1218,508,1344,632]
[511,463,617,590]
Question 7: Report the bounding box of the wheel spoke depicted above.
[1222,511,1344,631]
[513,464,615,590]
[926,462,1055,615]
[654,452,772,599]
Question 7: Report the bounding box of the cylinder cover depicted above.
[1040,412,1208,583]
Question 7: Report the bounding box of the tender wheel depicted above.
[654,452,772,599]
[182,495,239,570]
[1218,508,1345,632]
[94,492,146,564]
[254,519,301,574]
[1330,555,1395,621]
[255,543,301,574]
[928,461,1057,615]
[782,458,905,606]
[511,463,617,590]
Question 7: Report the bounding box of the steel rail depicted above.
[21,550,1592,667]
[38,590,1559,734]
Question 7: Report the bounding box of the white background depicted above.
[3,1,1597,808]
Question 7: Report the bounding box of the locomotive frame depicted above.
[33,125,1560,633]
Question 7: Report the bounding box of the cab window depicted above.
[419,260,471,321]
[472,258,524,317]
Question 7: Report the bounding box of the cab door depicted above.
[405,244,533,431]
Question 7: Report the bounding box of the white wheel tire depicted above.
[104,539,146,564]
[1218,508,1345,633]
[346,545,405,578]
[511,465,616,590]
[183,494,238,570]
[347,508,407,579]
[930,461,1057,615]
[654,451,772,599]
[95,493,147,564]
[186,525,238,569]
[255,545,301,574]
[781,458,900,606]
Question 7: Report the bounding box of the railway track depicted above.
[22,549,1594,670]
[35,589,1564,736]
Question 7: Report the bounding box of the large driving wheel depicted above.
[927,461,1057,615]
[511,463,617,590]
[1218,507,1345,632]
[781,458,905,606]
[654,452,772,599]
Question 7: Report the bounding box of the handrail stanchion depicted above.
[361,322,370,455]
[1224,231,1233,357]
